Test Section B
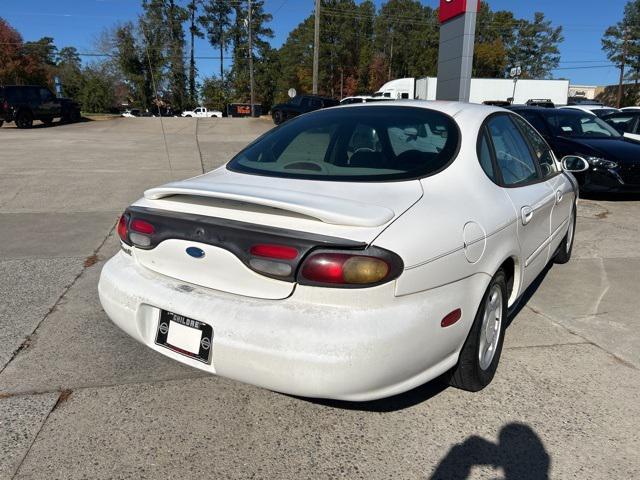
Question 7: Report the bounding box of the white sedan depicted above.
[99,101,584,401]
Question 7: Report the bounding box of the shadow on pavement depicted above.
[429,423,550,480]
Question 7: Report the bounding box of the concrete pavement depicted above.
[0,117,638,479]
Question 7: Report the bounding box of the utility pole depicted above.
[617,28,629,109]
[312,0,320,94]
[189,0,197,106]
[248,0,255,116]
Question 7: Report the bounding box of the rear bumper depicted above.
[98,251,489,401]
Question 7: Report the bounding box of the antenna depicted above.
[139,23,173,173]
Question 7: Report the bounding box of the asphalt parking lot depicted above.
[0,117,639,479]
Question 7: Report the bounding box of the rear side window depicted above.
[228,106,460,181]
[5,87,23,102]
[486,115,540,186]
[478,130,497,182]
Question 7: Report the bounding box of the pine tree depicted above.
[200,0,233,81]
[187,0,204,106]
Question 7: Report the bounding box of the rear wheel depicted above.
[15,110,33,129]
[554,206,576,264]
[445,269,507,392]
[0,120,4,128]
[42,117,54,126]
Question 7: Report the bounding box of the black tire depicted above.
[185,114,192,117]
[554,205,576,264]
[71,109,81,122]
[42,117,54,126]
[0,120,4,128]
[445,269,508,392]
[273,110,283,125]
[15,110,33,129]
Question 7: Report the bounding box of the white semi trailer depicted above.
[374,77,570,105]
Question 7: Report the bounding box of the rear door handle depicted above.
[521,206,534,225]
[556,190,564,204]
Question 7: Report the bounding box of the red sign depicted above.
[439,0,481,24]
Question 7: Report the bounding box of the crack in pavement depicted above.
[0,220,117,378]
[524,305,638,370]
[0,372,212,400]
[9,391,62,480]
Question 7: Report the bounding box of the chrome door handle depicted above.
[556,190,564,204]
[521,206,534,225]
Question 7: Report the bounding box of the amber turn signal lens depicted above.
[342,257,389,284]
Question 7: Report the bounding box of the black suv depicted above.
[271,95,339,125]
[0,85,81,128]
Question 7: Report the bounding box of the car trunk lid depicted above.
[128,169,422,299]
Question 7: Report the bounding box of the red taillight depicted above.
[117,214,128,242]
[300,253,390,285]
[250,244,299,260]
[130,219,155,235]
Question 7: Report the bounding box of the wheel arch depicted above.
[495,255,521,307]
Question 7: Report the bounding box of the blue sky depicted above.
[2,0,631,87]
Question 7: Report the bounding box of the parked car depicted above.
[340,96,374,105]
[560,105,620,118]
[0,85,81,128]
[181,106,222,118]
[271,94,339,125]
[620,106,640,112]
[509,105,640,192]
[602,111,640,142]
[99,102,581,401]
[121,109,141,118]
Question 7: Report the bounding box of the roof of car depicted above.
[562,105,618,112]
[335,99,506,117]
[507,105,590,117]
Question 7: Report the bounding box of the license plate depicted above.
[155,310,213,364]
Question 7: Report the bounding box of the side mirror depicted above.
[561,155,589,173]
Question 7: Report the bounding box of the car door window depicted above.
[518,112,548,136]
[39,88,54,101]
[512,116,558,179]
[487,115,540,186]
[478,129,497,182]
[26,88,40,102]
[604,114,636,133]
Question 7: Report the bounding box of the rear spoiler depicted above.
[144,181,395,227]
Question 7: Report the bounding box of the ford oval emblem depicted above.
[186,246,205,259]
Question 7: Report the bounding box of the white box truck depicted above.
[374,77,570,105]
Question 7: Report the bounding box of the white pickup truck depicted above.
[181,106,222,118]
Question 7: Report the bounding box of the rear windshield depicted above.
[227,106,460,181]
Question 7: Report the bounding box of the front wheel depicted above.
[0,120,4,128]
[273,110,283,125]
[554,206,576,264]
[42,117,54,126]
[444,269,508,392]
